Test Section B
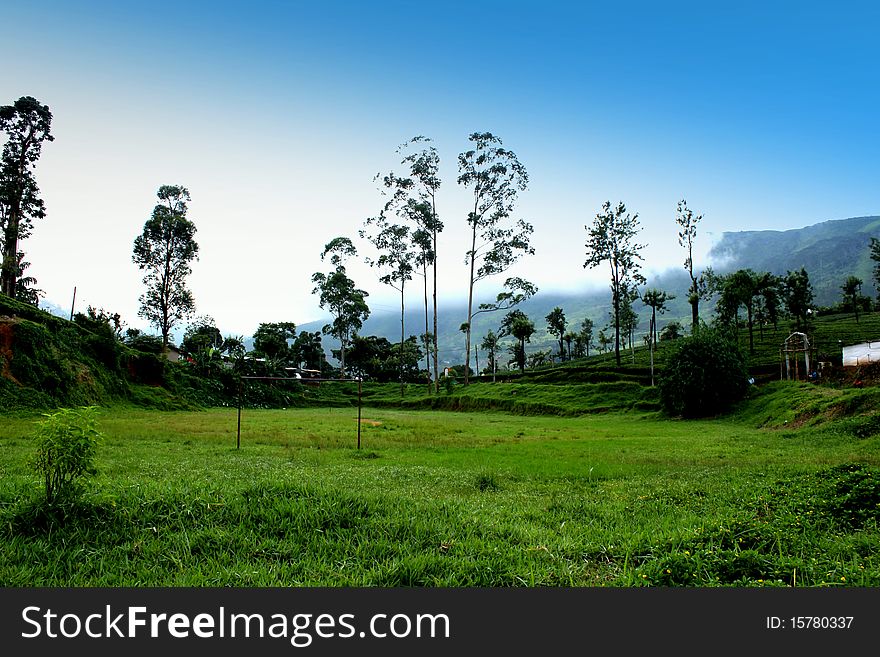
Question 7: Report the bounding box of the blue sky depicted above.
[2,0,878,337]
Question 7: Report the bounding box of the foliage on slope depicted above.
[0,293,198,411]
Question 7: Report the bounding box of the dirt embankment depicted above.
[0,318,20,384]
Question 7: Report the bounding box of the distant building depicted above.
[842,341,880,367]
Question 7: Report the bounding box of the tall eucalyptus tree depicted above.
[458,132,533,384]
[584,201,645,366]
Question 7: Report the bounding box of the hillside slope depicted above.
[0,294,193,411]
[709,215,880,305]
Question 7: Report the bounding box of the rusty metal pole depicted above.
[357,378,362,450]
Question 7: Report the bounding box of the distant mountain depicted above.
[301,215,880,366]
[708,215,880,306]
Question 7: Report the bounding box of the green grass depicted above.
[1,401,878,587]
[359,379,660,415]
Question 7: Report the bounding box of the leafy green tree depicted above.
[382,137,443,391]
[660,320,683,341]
[13,252,43,305]
[181,315,223,373]
[841,275,865,323]
[458,132,533,385]
[81,306,126,340]
[340,334,424,383]
[675,199,712,333]
[123,328,164,354]
[575,317,594,358]
[221,335,247,372]
[597,328,612,353]
[500,309,535,374]
[584,201,646,366]
[641,287,672,385]
[0,96,54,298]
[470,276,537,329]
[360,216,416,397]
[659,329,749,418]
[756,272,782,334]
[618,290,640,361]
[311,237,370,377]
[641,288,674,346]
[563,331,577,360]
[545,307,567,361]
[132,185,199,349]
[527,349,552,369]
[292,330,326,372]
[182,315,222,355]
[782,268,814,332]
[715,269,765,354]
[480,329,500,381]
[251,322,297,374]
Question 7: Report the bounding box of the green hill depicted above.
[0,293,205,412]
[709,215,880,305]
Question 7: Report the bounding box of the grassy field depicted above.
[1,393,878,587]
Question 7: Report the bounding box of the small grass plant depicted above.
[31,406,103,506]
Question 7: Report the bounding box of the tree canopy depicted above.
[458,132,533,384]
[500,309,535,374]
[659,329,749,418]
[311,237,370,377]
[132,185,199,349]
[584,200,645,366]
[0,96,54,299]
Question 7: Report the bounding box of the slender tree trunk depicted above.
[160,232,174,349]
[610,256,621,367]
[432,201,439,394]
[423,264,430,392]
[1,212,20,297]
[652,307,658,345]
[630,326,635,363]
[464,222,478,385]
[613,290,621,367]
[747,302,754,355]
[340,335,346,378]
[400,281,405,399]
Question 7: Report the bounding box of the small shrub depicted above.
[31,406,103,505]
[475,472,500,492]
[659,329,749,418]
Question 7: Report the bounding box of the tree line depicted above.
[5,94,880,386]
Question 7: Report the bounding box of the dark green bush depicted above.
[659,329,749,418]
